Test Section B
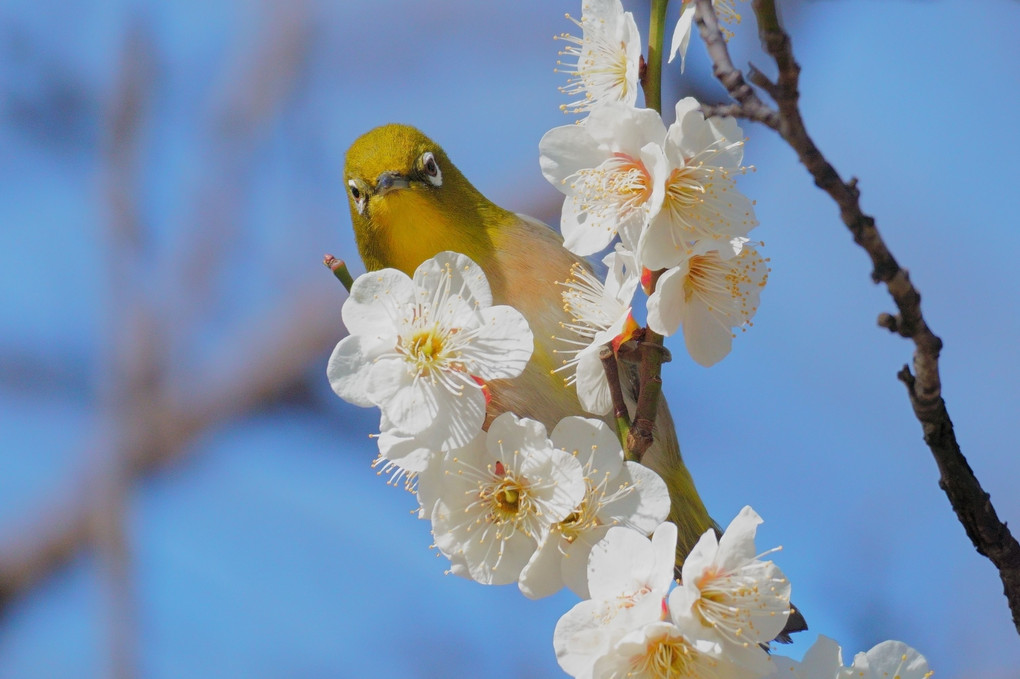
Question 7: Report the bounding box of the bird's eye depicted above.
[348,179,367,215]
[420,151,442,187]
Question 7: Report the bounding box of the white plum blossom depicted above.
[553,247,641,415]
[669,506,791,673]
[646,238,768,367]
[638,98,758,271]
[554,523,679,679]
[590,620,735,679]
[556,509,800,679]
[670,0,745,72]
[327,252,533,474]
[519,417,670,599]
[428,413,586,586]
[768,635,852,679]
[540,102,668,257]
[849,641,933,679]
[556,0,642,114]
[767,637,932,679]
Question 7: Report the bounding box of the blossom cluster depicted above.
[325,1,936,676]
[556,507,792,679]
[326,249,932,678]
[769,636,933,679]
[543,0,768,389]
[329,251,671,598]
[325,252,800,671]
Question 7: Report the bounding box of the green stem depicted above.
[643,0,671,114]
[323,254,354,292]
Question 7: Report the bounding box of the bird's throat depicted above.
[368,189,498,278]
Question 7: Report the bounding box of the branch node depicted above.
[747,62,778,97]
[896,364,915,390]
[847,176,860,198]
[626,418,655,462]
[639,341,672,364]
[877,312,899,333]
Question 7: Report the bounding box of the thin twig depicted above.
[692,0,779,130]
[599,344,632,454]
[626,271,670,462]
[695,0,1020,633]
[698,102,775,126]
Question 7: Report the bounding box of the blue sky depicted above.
[1,1,1018,677]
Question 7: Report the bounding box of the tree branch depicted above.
[695,0,1020,633]
[599,344,632,455]
[692,0,779,130]
[0,282,341,614]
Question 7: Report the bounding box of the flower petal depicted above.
[668,3,696,71]
[604,462,671,534]
[486,412,550,458]
[639,212,689,271]
[682,296,734,367]
[646,264,688,336]
[550,416,623,476]
[560,527,610,599]
[376,422,434,474]
[574,348,612,415]
[715,505,763,570]
[413,250,492,313]
[539,123,605,187]
[341,268,414,336]
[465,305,534,381]
[518,533,568,600]
[367,359,435,434]
[326,334,388,407]
[586,526,655,600]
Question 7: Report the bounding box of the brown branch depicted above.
[626,269,671,462]
[695,0,1020,633]
[692,0,779,130]
[599,344,632,455]
[698,101,776,127]
[173,0,313,347]
[95,20,160,677]
[626,333,676,460]
[0,282,341,613]
[0,7,345,661]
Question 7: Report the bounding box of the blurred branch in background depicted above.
[95,19,156,679]
[692,0,1020,634]
[171,0,312,351]
[0,0,340,652]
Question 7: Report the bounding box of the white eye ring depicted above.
[421,151,442,187]
[348,179,367,215]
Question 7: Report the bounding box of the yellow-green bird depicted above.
[343,122,716,567]
[342,123,806,639]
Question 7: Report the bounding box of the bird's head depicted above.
[343,124,508,275]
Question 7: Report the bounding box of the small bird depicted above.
[343,122,717,563]
[342,123,806,640]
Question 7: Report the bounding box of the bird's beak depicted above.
[375,171,411,196]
